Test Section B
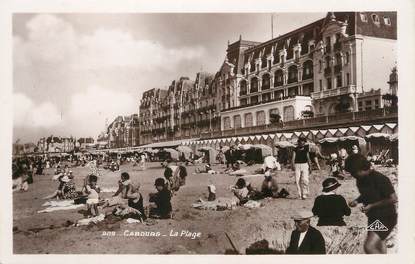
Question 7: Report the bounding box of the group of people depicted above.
[15,135,397,255]
[285,151,397,254]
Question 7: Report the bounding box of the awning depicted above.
[365,133,392,140]
[138,138,199,149]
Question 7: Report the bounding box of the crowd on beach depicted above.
[12,135,397,254]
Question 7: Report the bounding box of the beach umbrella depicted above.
[275,141,296,148]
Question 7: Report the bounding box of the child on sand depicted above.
[83,175,101,217]
[149,178,172,219]
[312,177,351,226]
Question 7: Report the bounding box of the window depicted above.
[374,99,380,108]
[251,95,259,104]
[262,74,271,90]
[319,79,322,90]
[335,53,342,65]
[319,60,322,72]
[294,50,300,60]
[345,52,350,64]
[250,78,259,93]
[336,75,342,88]
[327,78,332,90]
[384,16,391,26]
[244,113,253,127]
[262,93,271,102]
[365,100,372,110]
[360,13,368,22]
[371,14,380,24]
[233,115,241,128]
[256,111,266,126]
[346,73,350,85]
[325,56,331,68]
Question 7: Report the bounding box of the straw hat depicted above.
[292,210,314,221]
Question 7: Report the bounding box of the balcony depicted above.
[311,85,357,100]
[274,81,283,87]
[287,77,298,84]
[334,64,342,74]
[211,106,397,139]
[324,67,332,76]
[334,42,342,51]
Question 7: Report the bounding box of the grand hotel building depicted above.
[137,12,396,144]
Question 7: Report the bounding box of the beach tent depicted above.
[319,136,367,156]
[159,148,179,161]
[176,145,193,160]
[198,146,218,165]
[253,144,273,157]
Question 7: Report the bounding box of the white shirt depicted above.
[298,230,308,248]
[263,156,279,169]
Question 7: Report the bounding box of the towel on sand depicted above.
[76,214,105,226]
[38,200,84,213]
[192,197,239,211]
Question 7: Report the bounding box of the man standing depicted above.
[292,136,312,199]
[286,210,326,254]
[345,154,397,254]
[225,144,237,169]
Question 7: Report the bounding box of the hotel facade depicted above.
[136,11,396,145]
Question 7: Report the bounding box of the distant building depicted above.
[107,114,140,148]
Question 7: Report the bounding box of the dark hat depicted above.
[155,177,165,187]
[345,154,371,175]
[322,177,341,192]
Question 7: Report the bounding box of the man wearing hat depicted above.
[292,135,312,199]
[312,178,351,226]
[149,178,172,219]
[286,210,326,254]
[345,154,397,254]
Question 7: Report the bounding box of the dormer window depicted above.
[371,14,380,24]
[360,13,368,22]
[383,16,391,26]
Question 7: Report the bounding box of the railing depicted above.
[212,107,397,138]
[287,78,298,84]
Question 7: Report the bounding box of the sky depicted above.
[13,12,325,143]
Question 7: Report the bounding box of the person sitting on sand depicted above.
[260,169,279,198]
[149,178,172,219]
[83,174,101,217]
[312,178,351,226]
[195,163,217,174]
[163,160,187,192]
[227,162,248,176]
[125,182,146,221]
[231,178,256,205]
[207,185,216,201]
